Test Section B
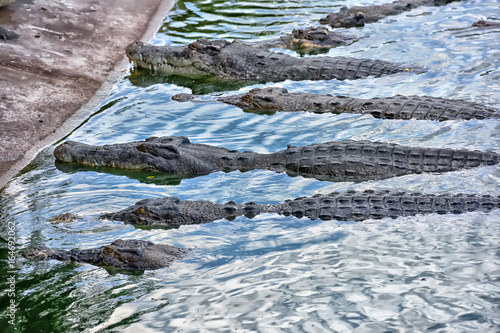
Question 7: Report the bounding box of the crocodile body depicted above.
[24,239,188,271]
[320,0,460,28]
[173,87,500,121]
[102,190,500,227]
[54,136,499,182]
[125,39,410,82]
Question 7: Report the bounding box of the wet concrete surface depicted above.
[0,0,174,188]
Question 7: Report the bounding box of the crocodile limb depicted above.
[173,87,500,120]
[320,0,461,28]
[101,190,500,227]
[24,239,188,271]
[125,39,411,82]
[54,136,499,182]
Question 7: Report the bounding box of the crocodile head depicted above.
[24,239,188,271]
[101,196,242,227]
[319,7,366,28]
[126,40,233,77]
[54,136,236,174]
[219,87,290,111]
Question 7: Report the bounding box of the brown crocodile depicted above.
[0,0,18,40]
[24,239,188,271]
[173,87,500,121]
[472,20,500,28]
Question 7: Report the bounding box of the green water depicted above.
[1,0,500,331]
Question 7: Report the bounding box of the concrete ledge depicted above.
[0,0,175,189]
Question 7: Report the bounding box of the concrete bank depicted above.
[0,0,175,189]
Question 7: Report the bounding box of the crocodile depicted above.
[54,136,499,182]
[173,87,500,121]
[24,239,188,271]
[125,39,411,82]
[320,0,461,28]
[101,190,500,227]
[257,26,358,53]
[472,20,500,28]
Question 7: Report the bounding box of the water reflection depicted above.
[2,0,500,331]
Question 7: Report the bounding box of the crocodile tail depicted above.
[278,190,500,221]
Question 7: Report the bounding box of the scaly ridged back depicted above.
[280,190,500,221]
[275,140,498,181]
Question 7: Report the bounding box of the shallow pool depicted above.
[1,0,499,331]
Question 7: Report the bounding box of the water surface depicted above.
[1,0,499,331]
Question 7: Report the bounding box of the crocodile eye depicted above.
[138,207,147,214]
[105,247,113,254]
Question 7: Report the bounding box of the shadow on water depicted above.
[55,161,198,187]
[127,67,263,95]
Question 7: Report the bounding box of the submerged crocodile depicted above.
[125,39,411,82]
[54,136,499,182]
[173,87,500,121]
[472,20,500,28]
[320,0,460,28]
[258,26,358,53]
[24,239,188,271]
[101,190,500,227]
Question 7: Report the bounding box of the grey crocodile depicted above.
[54,136,499,182]
[173,87,500,121]
[258,26,358,53]
[320,0,460,28]
[101,190,500,227]
[125,39,411,82]
[24,239,188,271]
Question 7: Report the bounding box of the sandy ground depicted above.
[0,0,175,189]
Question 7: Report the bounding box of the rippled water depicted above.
[1,0,500,331]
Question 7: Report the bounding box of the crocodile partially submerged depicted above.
[101,190,500,227]
[125,39,411,82]
[258,26,358,53]
[320,0,460,28]
[173,87,500,121]
[24,239,188,271]
[472,20,500,28]
[54,136,499,182]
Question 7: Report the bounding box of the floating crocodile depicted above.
[258,26,358,53]
[472,20,500,28]
[24,239,188,271]
[100,190,500,227]
[125,39,411,82]
[320,0,461,28]
[54,136,499,182]
[173,87,500,121]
